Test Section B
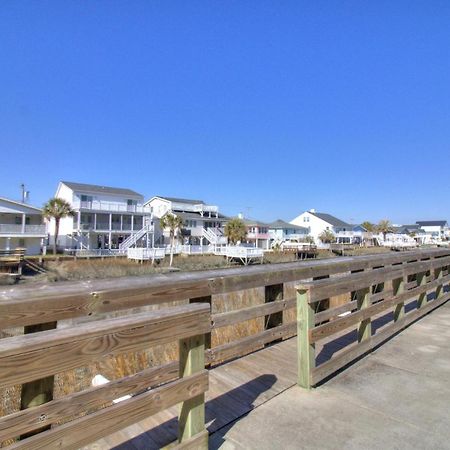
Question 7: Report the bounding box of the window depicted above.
[303,216,310,223]
[81,195,93,202]
[15,216,21,225]
[18,239,25,247]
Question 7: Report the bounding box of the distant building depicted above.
[242,218,270,249]
[290,209,351,243]
[146,196,228,246]
[49,181,154,250]
[416,221,449,240]
[0,197,46,255]
[268,219,309,243]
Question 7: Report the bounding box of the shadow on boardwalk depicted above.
[112,374,277,449]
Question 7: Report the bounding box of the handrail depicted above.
[296,253,449,388]
[0,303,210,449]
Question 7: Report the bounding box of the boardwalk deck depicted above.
[88,299,450,449]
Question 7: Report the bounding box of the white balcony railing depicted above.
[0,224,47,235]
[73,200,152,213]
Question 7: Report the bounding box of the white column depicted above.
[21,214,26,233]
[131,215,134,231]
[109,213,112,231]
[120,215,123,231]
[77,211,81,230]
[94,213,97,230]
[108,232,112,249]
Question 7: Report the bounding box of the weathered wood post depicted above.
[392,276,405,322]
[434,267,443,300]
[356,287,371,342]
[416,271,428,309]
[297,286,315,389]
[190,296,212,361]
[178,332,207,447]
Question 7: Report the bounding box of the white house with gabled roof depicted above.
[0,197,47,255]
[49,181,156,251]
[290,209,351,243]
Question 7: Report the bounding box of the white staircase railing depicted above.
[202,227,228,245]
[119,224,153,250]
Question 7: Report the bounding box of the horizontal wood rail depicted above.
[296,254,450,389]
[1,248,450,448]
[0,304,210,449]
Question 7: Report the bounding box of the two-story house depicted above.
[49,181,154,251]
[0,197,47,255]
[146,196,228,246]
[416,220,449,240]
[242,218,271,249]
[268,219,309,245]
[290,209,351,243]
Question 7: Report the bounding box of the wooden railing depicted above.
[1,248,450,447]
[0,303,210,449]
[296,254,450,388]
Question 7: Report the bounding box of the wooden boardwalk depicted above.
[88,325,368,450]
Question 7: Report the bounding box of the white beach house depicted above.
[145,196,228,246]
[290,209,351,243]
[416,221,449,240]
[49,181,155,251]
[0,197,47,255]
[268,219,310,244]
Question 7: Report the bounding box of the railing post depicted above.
[190,296,212,357]
[297,287,315,389]
[434,267,443,300]
[178,333,206,446]
[356,287,371,342]
[392,276,405,322]
[416,271,428,308]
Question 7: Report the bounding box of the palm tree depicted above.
[377,219,393,240]
[224,218,247,245]
[43,198,75,255]
[160,213,183,266]
[361,221,375,232]
[318,229,336,244]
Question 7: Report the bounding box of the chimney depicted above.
[238,212,244,219]
[309,208,316,213]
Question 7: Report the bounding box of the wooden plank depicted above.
[393,276,405,322]
[19,321,57,439]
[299,256,450,303]
[0,361,179,442]
[308,272,450,343]
[212,298,296,329]
[207,322,296,364]
[9,371,208,450]
[297,288,315,389]
[356,287,371,342]
[0,304,210,388]
[2,249,448,329]
[371,289,394,303]
[416,272,427,308]
[264,284,284,338]
[312,292,450,385]
[178,334,206,446]
[315,300,357,324]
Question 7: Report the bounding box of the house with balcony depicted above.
[416,220,449,240]
[0,197,47,255]
[290,209,351,243]
[49,181,156,251]
[242,218,271,249]
[268,219,310,245]
[145,196,228,246]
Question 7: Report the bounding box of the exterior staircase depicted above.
[202,227,228,245]
[119,222,154,251]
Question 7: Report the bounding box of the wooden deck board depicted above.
[86,323,385,449]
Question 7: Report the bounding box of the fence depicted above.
[0,304,210,449]
[1,248,449,447]
[296,254,450,388]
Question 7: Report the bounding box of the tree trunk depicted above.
[54,219,59,256]
[169,231,174,266]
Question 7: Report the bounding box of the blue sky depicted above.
[1,1,449,224]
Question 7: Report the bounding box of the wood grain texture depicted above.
[0,361,179,442]
[0,303,210,388]
[2,249,448,329]
[9,371,208,450]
